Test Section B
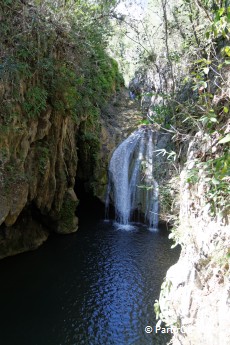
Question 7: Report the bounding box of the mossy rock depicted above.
[57,189,79,234]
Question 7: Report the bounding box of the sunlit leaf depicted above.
[212,177,220,185]
[218,133,230,144]
[224,46,230,56]
[218,8,225,17]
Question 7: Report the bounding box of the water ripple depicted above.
[0,220,180,345]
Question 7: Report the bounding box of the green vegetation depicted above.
[23,87,48,119]
[59,195,78,233]
[0,0,229,231]
[0,0,124,238]
[112,0,229,220]
[37,144,50,175]
[0,0,123,126]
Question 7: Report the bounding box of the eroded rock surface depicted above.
[159,132,230,345]
[0,108,79,257]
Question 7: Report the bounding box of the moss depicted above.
[23,86,48,119]
[37,145,50,175]
[59,196,78,234]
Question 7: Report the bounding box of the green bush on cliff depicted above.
[23,86,48,118]
[0,0,123,125]
[124,0,230,220]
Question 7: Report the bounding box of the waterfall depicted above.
[106,127,159,229]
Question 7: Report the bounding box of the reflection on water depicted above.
[0,220,180,345]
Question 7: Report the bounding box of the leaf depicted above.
[224,60,230,64]
[218,133,230,144]
[195,59,205,64]
[199,116,208,124]
[202,81,207,88]
[224,106,229,113]
[214,13,220,22]
[224,46,230,56]
[218,8,225,17]
[155,149,167,156]
[167,151,176,160]
[203,67,209,74]
[222,30,227,38]
[212,177,220,185]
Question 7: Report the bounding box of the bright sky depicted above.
[115,0,148,19]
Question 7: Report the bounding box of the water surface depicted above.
[0,220,180,345]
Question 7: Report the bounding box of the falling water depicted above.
[106,127,159,229]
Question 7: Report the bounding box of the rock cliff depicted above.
[158,129,230,345]
[0,0,123,259]
[0,107,78,258]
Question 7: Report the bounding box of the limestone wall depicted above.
[159,132,230,345]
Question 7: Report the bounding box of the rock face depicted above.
[159,132,230,345]
[79,88,143,202]
[0,108,79,258]
[0,84,144,259]
[0,82,145,259]
[0,0,124,259]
